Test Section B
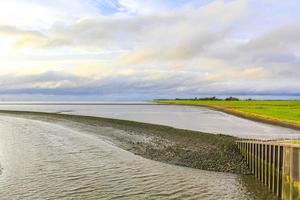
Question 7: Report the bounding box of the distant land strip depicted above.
[155,99,300,131]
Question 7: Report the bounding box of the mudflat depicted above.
[0,110,249,174]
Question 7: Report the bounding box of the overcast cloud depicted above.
[0,0,299,100]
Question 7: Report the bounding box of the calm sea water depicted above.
[0,115,276,199]
[0,102,299,139]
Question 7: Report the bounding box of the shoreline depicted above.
[0,110,250,174]
[157,102,300,131]
[207,105,300,131]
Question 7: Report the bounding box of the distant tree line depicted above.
[173,96,253,101]
[155,96,254,101]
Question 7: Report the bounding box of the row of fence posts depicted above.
[237,141,300,200]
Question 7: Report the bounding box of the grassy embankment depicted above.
[155,100,300,130]
[0,110,249,174]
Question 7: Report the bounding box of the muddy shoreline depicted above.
[157,102,300,131]
[0,110,250,174]
[208,106,300,131]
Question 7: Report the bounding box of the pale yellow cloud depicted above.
[13,35,47,49]
[198,57,230,68]
[74,64,105,77]
[238,67,269,79]
[202,0,247,24]
[204,67,270,82]
[73,62,137,79]
[205,73,223,81]
[120,49,157,64]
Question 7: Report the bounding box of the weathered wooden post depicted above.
[236,140,300,200]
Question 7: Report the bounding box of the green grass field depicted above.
[155,100,300,129]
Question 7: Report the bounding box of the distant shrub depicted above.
[225,96,239,101]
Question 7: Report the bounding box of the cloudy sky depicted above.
[0,0,299,101]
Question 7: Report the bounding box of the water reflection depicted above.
[0,103,299,139]
[0,116,276,199]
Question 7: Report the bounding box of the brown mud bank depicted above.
[0,110,250,174]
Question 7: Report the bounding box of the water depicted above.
[0,102,300,139]
[0,116,276,199]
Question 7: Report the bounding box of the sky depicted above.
[0,0,299,101]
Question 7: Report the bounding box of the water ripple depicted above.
[0,116,276,200]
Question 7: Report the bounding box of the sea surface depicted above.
[0,115,276,199]
[0,102,299,139]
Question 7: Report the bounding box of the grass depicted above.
[155,100,300,130]
[285,140,300,145]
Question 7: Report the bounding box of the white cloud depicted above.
[0,0,299,100]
